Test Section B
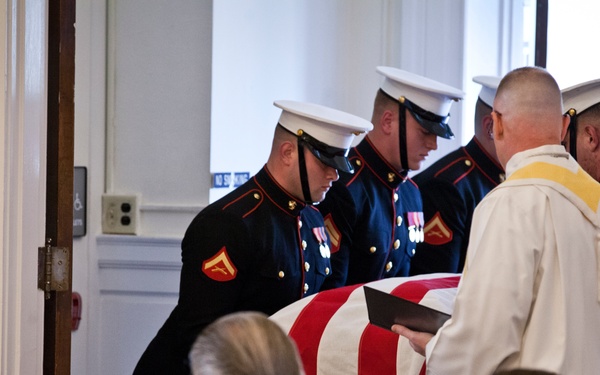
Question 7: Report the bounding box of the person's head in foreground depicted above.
[561,78,600,182]
[189,311,305,375]
[491,66,569,168]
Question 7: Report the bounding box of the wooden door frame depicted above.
[44,1,76,374]
[535,0,548,68]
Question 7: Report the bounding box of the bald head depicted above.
[492,67,569,167]
[495,66,563,119]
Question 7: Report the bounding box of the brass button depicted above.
[387,173,395,182]
[304,262,310,272]
[303,283,309,293]
[396,216,403,226]
[465,160,472,167]
[356,159,362,166]
[369,246,377,254]
[278,271,285,279]
[394,239,400,249]
[253,193,260,199]
[385,262,393,272]
[394,193,399,202]
[288,200,297,210]
[298,220,303,229]
[499,173,506,182]
[325,267,330,275]
[302,240,307,250]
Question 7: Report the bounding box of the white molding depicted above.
[97,235,181,294]
[1,1,47,374]
[140,203,205,213]
[98,260,181,271]
[97,234,182,246]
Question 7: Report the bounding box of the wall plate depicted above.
[101,194,139,235]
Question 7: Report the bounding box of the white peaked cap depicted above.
[562,78,600,115]
[274,100,373,150]
[376,66,464,116]
[473,75,502,107]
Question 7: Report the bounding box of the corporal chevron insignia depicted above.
[323,214,341,254]
[423,212,453,245]
[202,246,238,281]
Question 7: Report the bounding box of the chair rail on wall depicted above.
[96,235,181,374]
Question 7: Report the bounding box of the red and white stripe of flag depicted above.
[271,274,460,375]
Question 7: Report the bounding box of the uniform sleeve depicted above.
[318,182,358,289]
[176,208,252,350]
[425,187,547,374]
[410,178,468,274]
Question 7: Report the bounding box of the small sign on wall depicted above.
[212,172,250,188]
[233,172,249,187]
[213,172,232,188]
[73,167,87,237]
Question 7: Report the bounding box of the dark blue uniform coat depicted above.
[410,137,504,275]
[318,137,424,288]
[133,167,331,374]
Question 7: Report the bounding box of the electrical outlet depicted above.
[102,194,139,235]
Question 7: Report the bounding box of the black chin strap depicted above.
[398,102,409,176]
[568,109,578,160]
[297,139,314,204]
[380,89,409,176]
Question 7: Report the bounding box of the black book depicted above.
[363,285,451,334]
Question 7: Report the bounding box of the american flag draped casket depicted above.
[270,273,460,375]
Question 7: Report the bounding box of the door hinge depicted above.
[38,238,70,299]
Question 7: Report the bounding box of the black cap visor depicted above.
[403,98,454,139]
[298,132,353,173]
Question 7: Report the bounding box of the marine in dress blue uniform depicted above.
[133,100,372,374]
[410,76,505,275]
[319,138,423,285]
[561,78,600,182]
[319,67,463,288]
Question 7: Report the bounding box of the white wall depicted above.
[106,0,213,238]
[546,0,600,89]
[210,1,392,202]
[1,1,47,374]
[72,1,107,374]
[396,0,467,170]
[211,0,468,196]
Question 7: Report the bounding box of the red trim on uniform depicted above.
[354,138,407,188]
[256,167,305,216]
[472,137,503,170]
[288,284,363,375]
[222,188,263,218]
[345,155,365,186]
[432,156,465,177]
[463,142,503,186]
[296,216,306,299]
[433,154,475,185]
[405,176,419,188]
[358,276,460,374]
